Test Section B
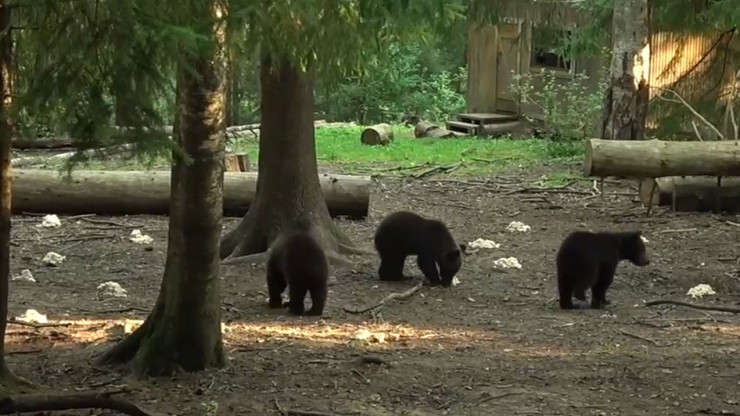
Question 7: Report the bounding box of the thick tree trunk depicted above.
[0,1,30,392]
[583,138,740,177]
[99,2,227,376]
[219,49,367,264]
[601,0,649,140]
[113,76,138,127]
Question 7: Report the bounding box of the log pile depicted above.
[584,138,740,212]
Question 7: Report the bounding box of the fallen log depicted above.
[360,123,394,146]
[12,137,74,150]
[638,176,740,212]
[0,391,156,416]
[12,170,370,219]
[12,144,135,168]
[413,121,458,138]
[583,139,740,178]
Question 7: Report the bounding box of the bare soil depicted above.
[5,163,740,416]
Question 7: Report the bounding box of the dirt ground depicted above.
[5,162,740,416]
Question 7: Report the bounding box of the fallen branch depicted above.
[645,299,740,314]
[0,390,157,416]
[413,162,462,179]
[6,319,72,329]
[342,280,424,314]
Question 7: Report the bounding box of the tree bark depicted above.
[639,176,740,213]
[601,0,649,141]
[219,48,367,263]
[583,138,740,177]
[99,1,227,376]
[0,0,31,393]
[10,169,370,218]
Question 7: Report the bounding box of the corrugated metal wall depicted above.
[647,30,736,132]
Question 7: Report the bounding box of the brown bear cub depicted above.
[556,230,650,309]
[266,231,329,316]
[373,211,466,287]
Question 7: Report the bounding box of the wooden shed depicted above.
[450,0,740,139]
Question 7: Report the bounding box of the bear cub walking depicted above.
[374,211,466,287]
[266,230,329,316]
[556,230,650,310]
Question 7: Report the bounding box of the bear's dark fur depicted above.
[556,230,650,309]
[373,211,466,287]
[266,231,329,316]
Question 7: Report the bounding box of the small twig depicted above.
[473,392,522,405]
[413,162,463,179]
[342,280,424,314]
[7,319,72,328]
[656,228,698,234]
[61,234,118,243]
[619,329,660,346]
[645,299,740,314]
[350,369,370,384]
[78,217,143,228]
[7,348,43,355]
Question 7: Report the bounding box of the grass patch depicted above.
[30,124,584,179]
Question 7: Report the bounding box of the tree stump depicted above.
[360,123,394,146]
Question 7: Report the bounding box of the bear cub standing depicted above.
[266,230,329,316]
[556,230,650,310]
[374,211,466,287]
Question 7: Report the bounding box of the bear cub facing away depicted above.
[266,230,329,316]
[556,230,650,310]
[374,210,466,287]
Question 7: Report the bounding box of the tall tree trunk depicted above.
[99,1,227,376]
[219,48,364,264]
[0,0,30,392]
[113,76,138,127]
[601,0,649,140]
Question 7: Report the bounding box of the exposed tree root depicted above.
[0,366,34,395]
[0,390,158,415]
[645,299,740,314]
[219,205,367,270]
[221,251,270,266]
[98,302,157,366]
[342,280,424,314]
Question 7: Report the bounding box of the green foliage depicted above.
[316,41,466,124]
[509,61,609,142]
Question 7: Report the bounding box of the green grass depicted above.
[35,124,585,179]
[235,124,584,177]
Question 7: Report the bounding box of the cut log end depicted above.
[224,153,249,172]
[360,123,394,146]
[582,139,595,176]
